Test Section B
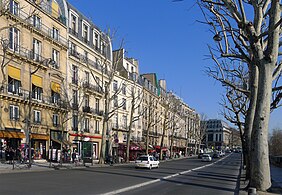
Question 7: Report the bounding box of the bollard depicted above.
[248,187,257,195]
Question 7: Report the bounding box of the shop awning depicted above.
[32,75,43,88]
[51,82,61,93]
[0,130,25,139]
[8,65,21,80]
[31,133,49,140]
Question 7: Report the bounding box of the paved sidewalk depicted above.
[239,165,282,195]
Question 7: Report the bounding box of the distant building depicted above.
[203,119,241,149]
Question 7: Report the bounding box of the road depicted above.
[0,153,241,195]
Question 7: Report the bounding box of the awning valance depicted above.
[0,130,25,139]
[31,133,49,140]
[32,75,43,87]
[8,66,21,80]
[51,82,61,93]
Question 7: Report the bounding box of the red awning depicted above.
[69,133,102,139]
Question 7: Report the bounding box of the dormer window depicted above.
[82,21,90,44]
[93,31,100,50]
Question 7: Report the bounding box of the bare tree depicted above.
[83,37,126,164]
[143,92,161,155]
[197,0,282,190]
[125,79,143,162]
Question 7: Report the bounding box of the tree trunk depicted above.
[250,64,272,191]
[244,64,258,180]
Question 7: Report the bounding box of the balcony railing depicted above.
[7,44,50,67]
[0,84,69,110]
[82,82,103,94]
[8,6,67,46]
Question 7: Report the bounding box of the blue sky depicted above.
[67,0,282,131]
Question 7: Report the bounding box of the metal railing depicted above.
[82,82,103,94]
[0,83,68,109]
[8,44,50,67]
[8,6,67,46]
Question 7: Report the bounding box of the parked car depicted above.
[202,154,212,162]
[135,155,159,169]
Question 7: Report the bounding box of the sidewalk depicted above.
[239,164,282,195]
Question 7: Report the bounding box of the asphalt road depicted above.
[0,153,241,195]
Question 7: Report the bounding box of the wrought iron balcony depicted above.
[7,5,67,46]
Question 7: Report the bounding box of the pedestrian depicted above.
[72,150,76,163]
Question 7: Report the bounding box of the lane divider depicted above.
[101,154,231,195]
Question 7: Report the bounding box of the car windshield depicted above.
[203,154,209,157]
[137,156,148,161]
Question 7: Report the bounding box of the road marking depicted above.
[101,154,231,195]
[101,179,160,195]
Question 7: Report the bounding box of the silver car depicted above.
[201,154,212,162]
[135,155,159,169]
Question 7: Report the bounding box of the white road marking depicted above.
[100,154,231,195]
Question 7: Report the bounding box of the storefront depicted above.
[118,142,143,161]
[0,129,25,149]
[31,133,49,160]
[69,133,101,163]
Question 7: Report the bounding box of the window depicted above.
[34,110,41,124]
[51,90,60,104]
[33,15,41,29]
[33,39,42,62]
[52,49,59,68]
[70,42,76,54]
[72,65,78,84]
[84,118,89,132]
[95,120,99,134]
[122,83,126,95]
[216,134,218,141]
[95,98,99,112]
[10,0,19,15]
[70,13,78,35]
[113,95,118,107]
[9,105,19,120]
[219,134,222,142]
[122,98,126,110]
[85,71,89,84]
[53,114,59,126]
[72,89,78,105]
[208,134,213,142]
[9,27,19,52]
[94,32,99,50]
[52,27,59,40]
[32,85,42,101]
[113,80,118,92]
[72,114,78,131]
[84,95,89,107]
[82,22,89,43]
[101,41,106,55]
[8,76,21,95]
